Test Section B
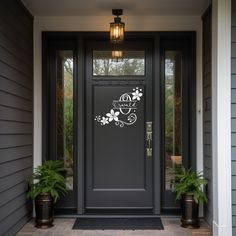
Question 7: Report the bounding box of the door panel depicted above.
[85,40,153,211]
[93,85,145,190]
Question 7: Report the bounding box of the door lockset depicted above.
[146,122,152,157]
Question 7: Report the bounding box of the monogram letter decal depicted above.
[95,87,143,127]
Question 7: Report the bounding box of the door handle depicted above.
[146,122,152,157]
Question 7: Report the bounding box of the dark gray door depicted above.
[85,40,153,212]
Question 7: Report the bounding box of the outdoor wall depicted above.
[232,1,236,234]
[202,6,212,225]
[0,0,33,235]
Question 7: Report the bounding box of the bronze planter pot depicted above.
[181,194,199,228]
[35,193,54,228]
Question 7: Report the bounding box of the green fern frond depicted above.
[171,166,208,204]
[27,160,68,202]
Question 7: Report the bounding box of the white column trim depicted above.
[33,20,42,168]
[212,0,232,236]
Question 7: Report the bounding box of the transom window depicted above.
[93,51,145,76]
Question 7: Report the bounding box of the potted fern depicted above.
[172,166,207,228]
[27,160,67,228]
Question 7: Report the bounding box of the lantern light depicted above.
[110,9,125,44]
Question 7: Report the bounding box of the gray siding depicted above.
[232,1,236,235]
[202,6,212,225]
[0,0,33,235]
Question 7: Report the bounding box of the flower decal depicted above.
[95,87,143,127]
[106,109,120,122]
[132,89,143,101]
[101,116,109,125]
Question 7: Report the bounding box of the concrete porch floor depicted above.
[17,218,211,236]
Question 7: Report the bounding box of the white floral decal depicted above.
[106,109,120,122]
[100,116,109,125]
[95,87,143,127]
[132,89,142,101]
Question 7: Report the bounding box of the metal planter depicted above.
[35,193,54,228]
[181,194,199,228]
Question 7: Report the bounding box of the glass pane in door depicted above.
[164,51,182,190]
[56,50,74,190]
[93,51,145,76]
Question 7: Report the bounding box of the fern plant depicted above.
[27,160,67,202]
[172,166,208,204]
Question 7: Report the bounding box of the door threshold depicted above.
[54,214,180,218]
[85,208,153,215]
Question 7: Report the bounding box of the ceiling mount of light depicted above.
[110,9,125,44]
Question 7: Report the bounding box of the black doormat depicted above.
[72,217,164,230]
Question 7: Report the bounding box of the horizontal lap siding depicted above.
[233,1,236,234]
[0,1,33,236]
[202,6,213,225]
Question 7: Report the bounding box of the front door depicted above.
[85,40,154,212]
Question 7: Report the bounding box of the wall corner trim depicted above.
[212,0,232,235]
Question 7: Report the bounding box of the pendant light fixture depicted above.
[110,9,125,44]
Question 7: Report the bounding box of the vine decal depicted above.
[95,87,143,127]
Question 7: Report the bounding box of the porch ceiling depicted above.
[21,0,210,17]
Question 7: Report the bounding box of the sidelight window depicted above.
[55,50,74,190]
[164,50,183,191]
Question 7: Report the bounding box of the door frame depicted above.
[42,31,196,215]
[160,34,196,213]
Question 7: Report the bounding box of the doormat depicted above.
[72,217,164,230]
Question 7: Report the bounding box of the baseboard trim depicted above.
[213,220,232,236]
